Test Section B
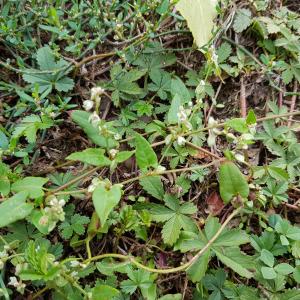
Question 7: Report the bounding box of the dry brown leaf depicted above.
[206,191,225,216]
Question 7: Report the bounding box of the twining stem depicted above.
[48,166,101,195]
[52,159,223,196]
[83,207,243,274]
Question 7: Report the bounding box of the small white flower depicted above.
[8,277,18,287]
[177,136,186,146]
[88,112,101,127]
[165,134,173,145]
[241,133,254,141]
[109,149,119,159]
[0,251,7,259]
[91,87,105,101]
[70,271,78,277]
[188,101,193,107]
[199,80,205,86]
[83,100,94,111]
[114,133,121,140]
[226,133,236,140]
[58,199,66,207]
[70,260,80,268]
[87,178,101,193]
[156,165,166,173]
[235,153,245,162]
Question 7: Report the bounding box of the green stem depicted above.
[84,207,242,273]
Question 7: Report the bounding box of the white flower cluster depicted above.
[87,177,102,193]
[83,86,105,112]
[8,276,26,294]
[109,148,119,159]
[0,245,10,270]
[39,196,66,232]
[209,45,219,66]
[177,105,192,131]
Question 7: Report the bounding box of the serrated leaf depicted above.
[214,247,253,278]
[217,42,232,64]
[11,177,48,199]
[66,148,111,166]
[233,9,252,33]
[135,133,158,170]
[162,214,182,245]
[186,249,211,282]
[139,176,164,200]
[219,162,249,203]
[176,0,218,48]
[92,285,120,300]
[36,46,56,71]
[0,192,33,228]
[92,184,122,227]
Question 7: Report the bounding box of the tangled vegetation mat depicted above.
[0,0,300,299]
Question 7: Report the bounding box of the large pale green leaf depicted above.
[0,192,33,227]
[219,162,249,203]
[92,184,122,227]
[11,177,48,199]
[66,148,111,166]
[135,133,158,170]
[176,0,217,48]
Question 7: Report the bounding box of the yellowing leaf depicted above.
[176,0,217,48]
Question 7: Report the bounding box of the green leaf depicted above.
[214,247,253,278]
[176,0,217,48]
[158,295,182,300]
[226,118,248,133]
[96,259,130,276]
[217,42,232,64]
[167,94,181,124]
[214,229,249,247]
[71,110,118,149]
[162,214,182,245]
[233,9,252,33]
[11,177,48,199]
[135,133,158,170]
[186,249,211,282]
[260,249,274,267]
[246,109,256,125]
[274,263,294,275]
[139,176,164,200]
[0,192,32,227]
[92,184,122,227]
[170,77,191,103]
[219,162,249,203]
[36,46,56,71]
[115,151,134,163]
[66,148,111,166]
[92,285,120,300]
[261,266,277,279]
